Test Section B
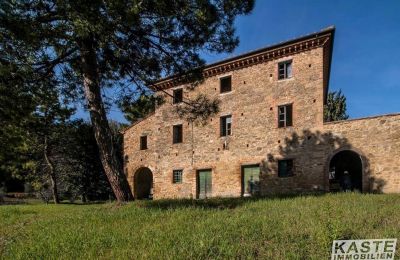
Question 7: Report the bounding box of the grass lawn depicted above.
[0,193,399,259]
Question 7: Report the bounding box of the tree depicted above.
[0,53,37,192]
[69,121,115,202]
[119,93,163,124]
[1,0,254,202]
[324,90,349,122]
[26,120,116,203]
[29,81,74,204]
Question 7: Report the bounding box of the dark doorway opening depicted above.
[329,150,363,192]
[134,167,153,199]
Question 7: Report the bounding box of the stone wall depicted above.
[322,114,400,193]
[123,43,400,199]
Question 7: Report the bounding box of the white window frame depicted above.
[278,60,292,80]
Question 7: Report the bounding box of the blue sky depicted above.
[78,0,400,123]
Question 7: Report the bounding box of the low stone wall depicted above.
[322,113,400,193]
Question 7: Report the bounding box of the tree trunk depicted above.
[44,136,60,204]
[79,37,133,202]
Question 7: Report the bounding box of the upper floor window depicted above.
[220,76,232,93]
[220,115,232,136]
[278,104,293,128]
[173,124,183,144]
[173,88,183,104]
[173,170,183,184]
[278,60,292,80]
[278,159,294,177]
[140,135,148,150]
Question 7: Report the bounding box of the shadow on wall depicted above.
[260,129,386,193]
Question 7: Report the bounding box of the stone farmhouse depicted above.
[123,27,400,200]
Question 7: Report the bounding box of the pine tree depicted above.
[1,0,254,201]
[324,90,349,122]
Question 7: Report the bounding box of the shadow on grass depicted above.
[0,196,111,206]
[138,192,327,210]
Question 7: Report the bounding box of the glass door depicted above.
[242,165,260,197]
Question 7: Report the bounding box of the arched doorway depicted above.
[134,167,153,199]
[329,150,363,192]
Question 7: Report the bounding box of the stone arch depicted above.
[326,147,365,192]
[133,167,153,200]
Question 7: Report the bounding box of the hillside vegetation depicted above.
[1,193,399,259]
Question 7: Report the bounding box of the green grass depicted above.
[1,193,399,259]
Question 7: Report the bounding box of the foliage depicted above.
[324,90,349,122]
[0,60,36,190]
[0,193,399,259]
[1,0,254,201]
[176,93,220,124]
[22,120,117,203]
[0,69,114,201]
[119,93,163,124]
[1,0,254,89]
[62,121,115,202]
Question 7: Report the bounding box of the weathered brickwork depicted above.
[123,28,400,199]
[323,115,400,193]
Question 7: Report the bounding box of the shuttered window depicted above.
[278,60,292,79]
[173,124,183,144]
[220,76,232,93]
[278,104,293,128]
[278,159,294,177]
[173,88,183,104]
[140,136,147,150]
[220,115,232,136]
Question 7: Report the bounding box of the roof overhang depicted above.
[151,26,335,104]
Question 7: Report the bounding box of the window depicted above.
[173,88,183,104]
[278,60,292,80]
[173,124,183,143]
[173,170,183,184]
[140,136,147,150]
[220,115,232,136]
[278,104,293,128]
[220,76,232,93]
[278,159,294,177]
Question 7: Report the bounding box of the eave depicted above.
[151,26,335,104]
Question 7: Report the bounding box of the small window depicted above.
[220,115,232,136]
[173,88,183,104]
[220,76,232,93]
[278,104,293,128]
[173,170,183,184]
[278,159,294,177]
[173,124,183,144]
[278,60,292,80]
[140,136,147,150]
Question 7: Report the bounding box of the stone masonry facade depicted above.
[123,27,400,199]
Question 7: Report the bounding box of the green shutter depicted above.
[198,170,212,199]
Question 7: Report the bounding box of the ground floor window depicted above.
[278,159,294,177]
[172,170,183,184]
